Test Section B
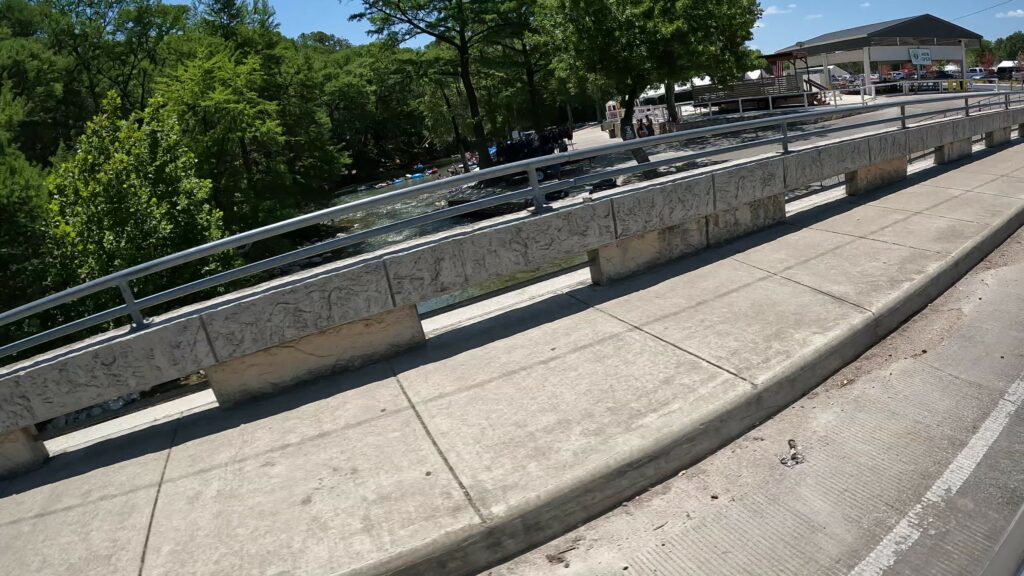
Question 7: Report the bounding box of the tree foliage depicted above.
[0,0,769,358]
[47,94,226,299]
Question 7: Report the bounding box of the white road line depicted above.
[849,372,1024,576]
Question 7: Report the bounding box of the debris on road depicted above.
[779,438,805,468]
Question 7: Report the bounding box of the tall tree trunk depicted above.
[439,83,471,173]
[457,47,493,168]
[620,87,653,171]
[664,80,679,123]
[521,41,543,130]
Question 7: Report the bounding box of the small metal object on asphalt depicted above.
[779,438,806,467]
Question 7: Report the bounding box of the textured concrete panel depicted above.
[820,137,872,176]
[907,122,954,153]
[845,157,908,196]
[951,117,972,141]
[707,193,786,245]
[589,217,707,285]
[936,138,972,165]
[986,127,1011,148]
[207,305,424,406]
[868,131,909,164]
[201,260,394,362]
[783,148,824,189]
[712,158,785,211]
[0,316,217,433]
[611,174,713,239]
[144,365,480,576]
[0,426,46,478]
[386,201,616,307]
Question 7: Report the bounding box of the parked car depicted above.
[889,71,905,81]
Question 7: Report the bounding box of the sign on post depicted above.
[910,48,933,66]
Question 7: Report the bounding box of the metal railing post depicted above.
[780,122,790,154]
[117,281,146,328]
[965,97,971,117]
[900,105,907,129]
[528,168,549,214]
[739,98,744,115]
[1006,93,1012,110]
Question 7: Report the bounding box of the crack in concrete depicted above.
[136,415,181,576]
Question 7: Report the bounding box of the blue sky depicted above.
[190,1,1024,53]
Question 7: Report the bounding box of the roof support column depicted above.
[961,40,968,80]
[863,47,872,89]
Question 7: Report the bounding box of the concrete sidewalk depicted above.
[2,144,1024,576]
[491,203,1024,576]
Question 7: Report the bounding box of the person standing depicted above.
[645,116,655,137]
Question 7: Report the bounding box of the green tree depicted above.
[157,46,292,232]
[0,83,49,317]
[993,32,1024,62]
[351,0,514,167]
[47,94,226,302]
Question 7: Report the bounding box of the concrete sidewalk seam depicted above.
[841,198,987,226]
[786,220,950,257]
[136,416,181,576]
[389,365,488,524]
[564,292,756,387]
[729,256,876,315]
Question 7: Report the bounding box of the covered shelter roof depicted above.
[767,14,982,61]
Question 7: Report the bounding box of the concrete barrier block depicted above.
[995,110,1015,130]
[936,138,973,164]
[713,158,785,212]
[386,201,616,307]
[867,131,908,164]
[207,305,424,406]
[950,118,972,142]
[612,174,713,239]
[0,316,217,433]
[0,426,47,479]
[783,148,824,189]
[707,193,785,245]
[201,260,393,362]
[846,157,908,196]
[968,114,991,137]
[907,123,947,153]
[588,217,707,285]
[986,127,1011,148]
[1012,108,1024,125]
[820,138,872,175]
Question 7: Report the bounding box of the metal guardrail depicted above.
[3,91,1024,361]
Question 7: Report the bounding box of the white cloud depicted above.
[997,9,1024,17]
[787,4,798,8]
[763,5,792,15]
[805,13,823,19]
[860,2,871,6]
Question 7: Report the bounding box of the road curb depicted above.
[340,163,1024,576]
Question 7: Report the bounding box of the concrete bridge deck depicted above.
[2,143,1024,576]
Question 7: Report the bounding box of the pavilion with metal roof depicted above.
[765,14,983,88]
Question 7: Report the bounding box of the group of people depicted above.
[493,125,575,165]
[635,115,658,138]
